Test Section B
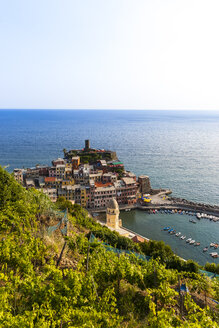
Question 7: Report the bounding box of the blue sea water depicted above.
[0,109,218,264]
[0,109,218,205]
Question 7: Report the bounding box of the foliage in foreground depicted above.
[57,197,200,274]
[0,166,218,327]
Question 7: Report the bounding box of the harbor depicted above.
[119,209,219,266]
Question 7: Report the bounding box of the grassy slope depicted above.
[0,166,218,327]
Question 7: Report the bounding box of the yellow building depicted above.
[62,179,75,186]
[80,187,87,207]
[106,198,121,229]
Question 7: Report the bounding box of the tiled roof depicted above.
[45,177,56,182]
[95,182,112,188]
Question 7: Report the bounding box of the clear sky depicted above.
[0,0,219,110]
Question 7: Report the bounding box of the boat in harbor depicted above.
[189,240,195,244]
[175,232,181,237]
[189,219,197,224]
[186,238,192,243]
[203,247,208,252]
[181,235,186,240]
[163,227,170,231]
[168,229,174,233]
[194,242,200,246]
[210,252,218,258]
[210,242,216,247]
[170,230,176,235]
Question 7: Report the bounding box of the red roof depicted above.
[95,182,112,188]
[45,177,56,182]
[131,235,145,243]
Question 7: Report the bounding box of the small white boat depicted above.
[186,238,192,243]
[176,232,181,237]
[181,235,186,240]
[189,240,195,244]
[203,247,208,252]
[210,243,215,247]
[210,252,218,258]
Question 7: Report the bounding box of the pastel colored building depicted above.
[43,188,57,202]
[72,156,80,169]
[106,198,121,229]
[94,185,116,208]
[114,177,137,205]
[45,176,57,188]
[13,168,24,184]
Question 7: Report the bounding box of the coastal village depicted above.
[13,140,219,258]
[13,139,219,220]
[13,140,153,209]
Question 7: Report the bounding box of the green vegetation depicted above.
[204,263,219,275]
[65,149,115,164]
[0,166,218,327]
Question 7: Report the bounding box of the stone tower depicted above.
[85,139,90,150]
[138,175,151,194]
[106,198,121,229]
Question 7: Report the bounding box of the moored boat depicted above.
[181,235,186,240]
[175,232,181,237]
[210,252,218,258]
[163,227,170,231]
[203,247,208,252]
[189,240,195,244]
[186,238,192,243]
[195,242,200,246]
[189,219,197,224]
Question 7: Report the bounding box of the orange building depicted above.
[72,156,80,169]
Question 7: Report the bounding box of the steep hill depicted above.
[0,166,218,327]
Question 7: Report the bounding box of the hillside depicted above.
[0,166,218,327]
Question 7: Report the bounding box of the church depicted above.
[106,198,122,229]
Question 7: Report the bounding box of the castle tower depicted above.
[85,139,90,150]
[138,175,151,194]
[106,198,121,229]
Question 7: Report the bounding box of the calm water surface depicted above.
[0,109,218,204]
[120,210,219,266]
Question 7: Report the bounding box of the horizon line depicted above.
[0,108,219,111]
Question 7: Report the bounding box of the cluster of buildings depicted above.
[13,140,151,209]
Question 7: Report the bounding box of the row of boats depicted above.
[149,209,219,222]
[163,227,219,258]
[196,212,219,222]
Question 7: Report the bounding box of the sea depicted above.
[0,109,218,264]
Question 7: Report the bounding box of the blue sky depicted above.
[0,0,219,110]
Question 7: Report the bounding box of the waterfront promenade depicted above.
[95,217,150,243]
[90,190,219,218]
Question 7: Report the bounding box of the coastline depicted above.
[90,190,219,219]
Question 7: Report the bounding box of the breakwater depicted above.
[90,201,219,220]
